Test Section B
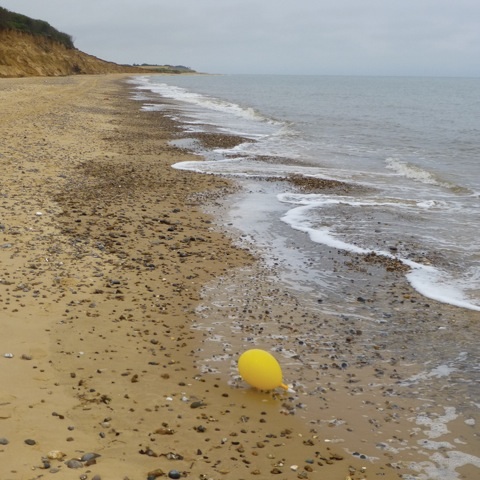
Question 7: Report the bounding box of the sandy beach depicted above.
[1,75,478,480]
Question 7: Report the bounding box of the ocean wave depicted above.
[132,76,279,126]
[278,192,480,312]
[385,158,472,194]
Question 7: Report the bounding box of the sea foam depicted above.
[278,192,480,312]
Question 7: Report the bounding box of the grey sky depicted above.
[2,0,479,76]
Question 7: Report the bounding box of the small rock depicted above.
[81,452,101,462]
[166,452,184,460]
[147,468,165,479]
[190,401,204,409]
[154,427,175,435]
[0,438,9,445]
[47,450,66,460]
[24,439,36,445]
[65,459,83,469]
[168,470,181,479]
[3,353,14,358]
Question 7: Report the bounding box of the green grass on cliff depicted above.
[0,6,74,49]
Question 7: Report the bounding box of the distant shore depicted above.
[1,74,477,480]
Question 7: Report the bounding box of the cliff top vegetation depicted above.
[0,6,74,49]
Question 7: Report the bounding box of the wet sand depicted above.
[0,75,478,480]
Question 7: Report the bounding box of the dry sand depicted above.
[0,75,478,480]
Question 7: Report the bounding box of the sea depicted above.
[129,75,480,479]
[132,74,480,312]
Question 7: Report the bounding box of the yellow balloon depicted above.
[238,349,288,391]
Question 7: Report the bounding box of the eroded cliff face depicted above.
[0,30,141,77]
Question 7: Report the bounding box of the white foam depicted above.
[278,192,480,312]
[408,449,480,480]
[140,103,166,111]
[386,157,449,187]
[406,267,480,312]
[403,365,458,386]
[416,199,448,209]
[132,75,277,126]
[386,157,475,196]
[401,407,480,479]
[415,406,458,439]
[280,203,370,254]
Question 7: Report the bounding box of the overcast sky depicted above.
[2,0,479,76]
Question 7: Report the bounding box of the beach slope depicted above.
[0,75,356,479]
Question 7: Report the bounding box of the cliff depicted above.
[0,29,142,77]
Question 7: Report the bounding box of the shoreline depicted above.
[137,76,479,478]
[0,75,478,480]
[192,177,480,478]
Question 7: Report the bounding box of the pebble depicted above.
[154,427,175,435]
[168,470,181,479]
[0,437,9,445]
[65,459,83,469]
[47,450,66,459]
[24,438,36,445]
[3,353,14,358]
[147,468,165,479]
[352,451,367,459]
[80,452,101,462]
